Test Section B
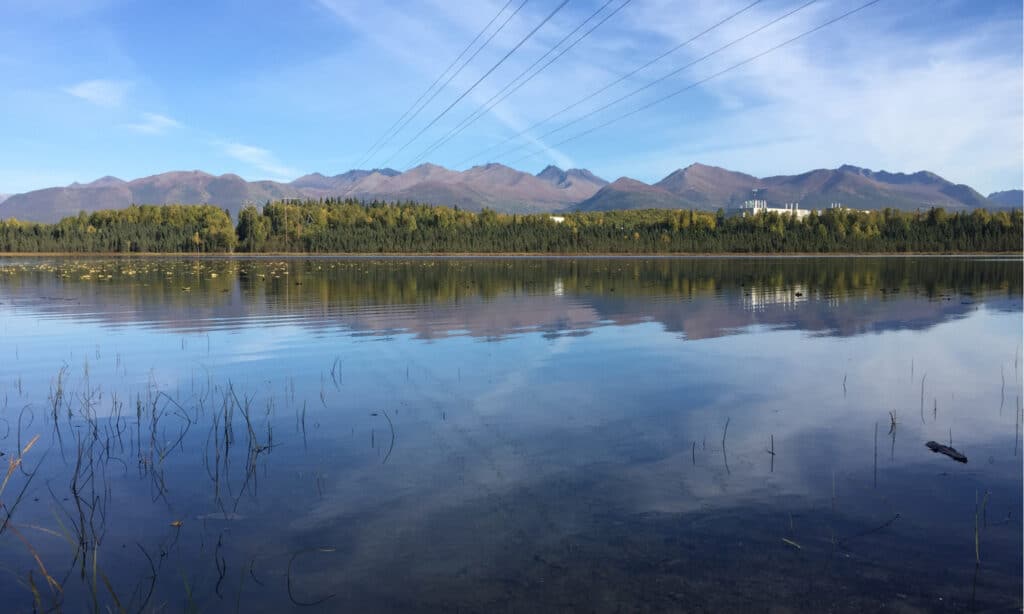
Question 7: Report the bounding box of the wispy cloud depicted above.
[64,79,131,107]
[461,0,1020,191]
[218,141,298,179]
[4,1,1018,192]
[622,0,1024,192]
[125,112,181,135]
[313,0,593,169]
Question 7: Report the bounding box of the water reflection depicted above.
[0,256,1019,612]
[0,256,1019,340]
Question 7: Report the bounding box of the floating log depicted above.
[925,441,967,463]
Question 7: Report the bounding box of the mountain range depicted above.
[987,189,1023,208]
[0,162,1014,223]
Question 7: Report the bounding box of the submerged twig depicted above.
[873,422,878,488]
[371,410,396,465]
[919,373,927,425]
[287,547,337,607]
[838,513,901,548]
[721,417,730,476]
[1000,366,1005,415]
[975,491,990,564]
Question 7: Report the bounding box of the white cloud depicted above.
[581,0,1024,192]
[317,0,1018,191]
[125,112,181,135]
[16,1,1017,192]
[64,79,131,107]
[218,141,298,179]
[674,2,1022,192]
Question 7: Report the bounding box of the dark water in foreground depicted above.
[0,256,1021,612]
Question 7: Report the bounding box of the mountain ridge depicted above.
[0,162,1008,223]
[988,189,1022,209]
[578,163,992,213]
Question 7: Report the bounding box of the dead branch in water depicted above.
[925,441,967,463]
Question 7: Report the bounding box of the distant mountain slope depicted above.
[0,163,607,222]
[635,163,989,212]
[0,171,308,223]
[756,165,989,211]
[653,163,759,208]
[348,162,605,213]
[535,165,608,201]
[0,161,997,222]
[290,168,399,191]
[988,189,1022,208]
[576,178,691,211]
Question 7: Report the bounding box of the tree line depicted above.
[0,205,236,253]
[0,199,1020,253]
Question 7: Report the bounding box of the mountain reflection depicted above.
[0,256,1019,340]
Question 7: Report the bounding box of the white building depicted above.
[826,202,871,214]
[743,283,809,311]
[740,199,810,220]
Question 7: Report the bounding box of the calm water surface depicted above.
[0,256,1020,612]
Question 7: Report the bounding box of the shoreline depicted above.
[0,251,1020,259]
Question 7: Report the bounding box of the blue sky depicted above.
[1,0,1021,195]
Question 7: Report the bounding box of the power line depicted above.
[493,0,818,164]
[456,0,766,167]
[356,0,524,168]
[510,0,883,165]
[381,0,571,168]
[409,0,631,167]
[358,0,524,168]
[409,0,624,166]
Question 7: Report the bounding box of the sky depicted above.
[0,0,1021,196]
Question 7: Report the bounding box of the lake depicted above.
[0,256,1020,612]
